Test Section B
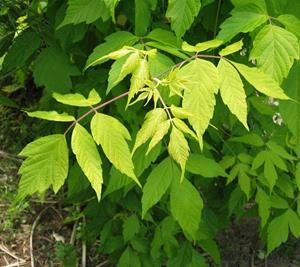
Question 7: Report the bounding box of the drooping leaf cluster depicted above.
[1,0,300,265]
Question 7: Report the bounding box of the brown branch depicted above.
[64,92,129,135]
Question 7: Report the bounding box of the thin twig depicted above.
[70,221,78,245]
[213,0,222,39]
[95,260,109,267]
[0,244,24,261]
[30,205,54,267]
[3,255,9,264]
[81,241,87,267]
[0,150,24,162]
[3,262,27,267]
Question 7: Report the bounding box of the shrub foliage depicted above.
[1,0,300,265]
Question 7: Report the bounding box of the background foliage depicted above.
[1,0,300,265]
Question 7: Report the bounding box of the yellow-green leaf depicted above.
[172,118,198,140]
[91,113,140,186]
[132,108,167,153]
[250,25,299,83]
[168,127,190,180]
[108,51,140,93]
[128,57,150,104]
[17,135,68,200]
[219,39,243,56]
[179,59,219,148]
[147,120,171,154]
[26,111,75,122]
[231,61,289,99]
[218,58,248,129]
[71,124,103,200]
[182,39,223,53]
[53,89,101,107]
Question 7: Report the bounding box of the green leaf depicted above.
[103,0,119,22]
[198,239,221,265]
[219,39,243,56]
[142,157,178,217]
[103,167,131,197]
[86,31,139,69]
[170,177,203,239]
[146,28,182,48]
[238,169,251,199]
[91,47,134,66]
[123,214,140,242]
[107,51,140,93]
[267,211,289,254]
[186,154,227,178]
[277,14,300,40]
[182,39,223,53]
[133,108,167,153]
[135,0,157,36]
[33,46,79,93]
[148,52,174,77]
[266,141,295,160]
[229,133,264,147]
[264,158,278,191]
[17,135,68,200]
[166,0,201,38]
[2,29,40,72]
[296,163,300,191]
[168,127,190,180]
[26,111,75,122]
[145,41,188,59]
[279,61,300,148]
[0,93,17,108]
[180,59,219,148]
[287,209,300,238]
[231,61,289,99]
[71,124,103,200]
[128,57,149,104]
[53,89,101,107]
[218,58,248,129]
[59,0,110,27]
[255,187,270,227]
[217,4,268,42]
[250,25,299,83]
[118,246,141,267]
[91,113,140,186]
[231,0,266,9]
